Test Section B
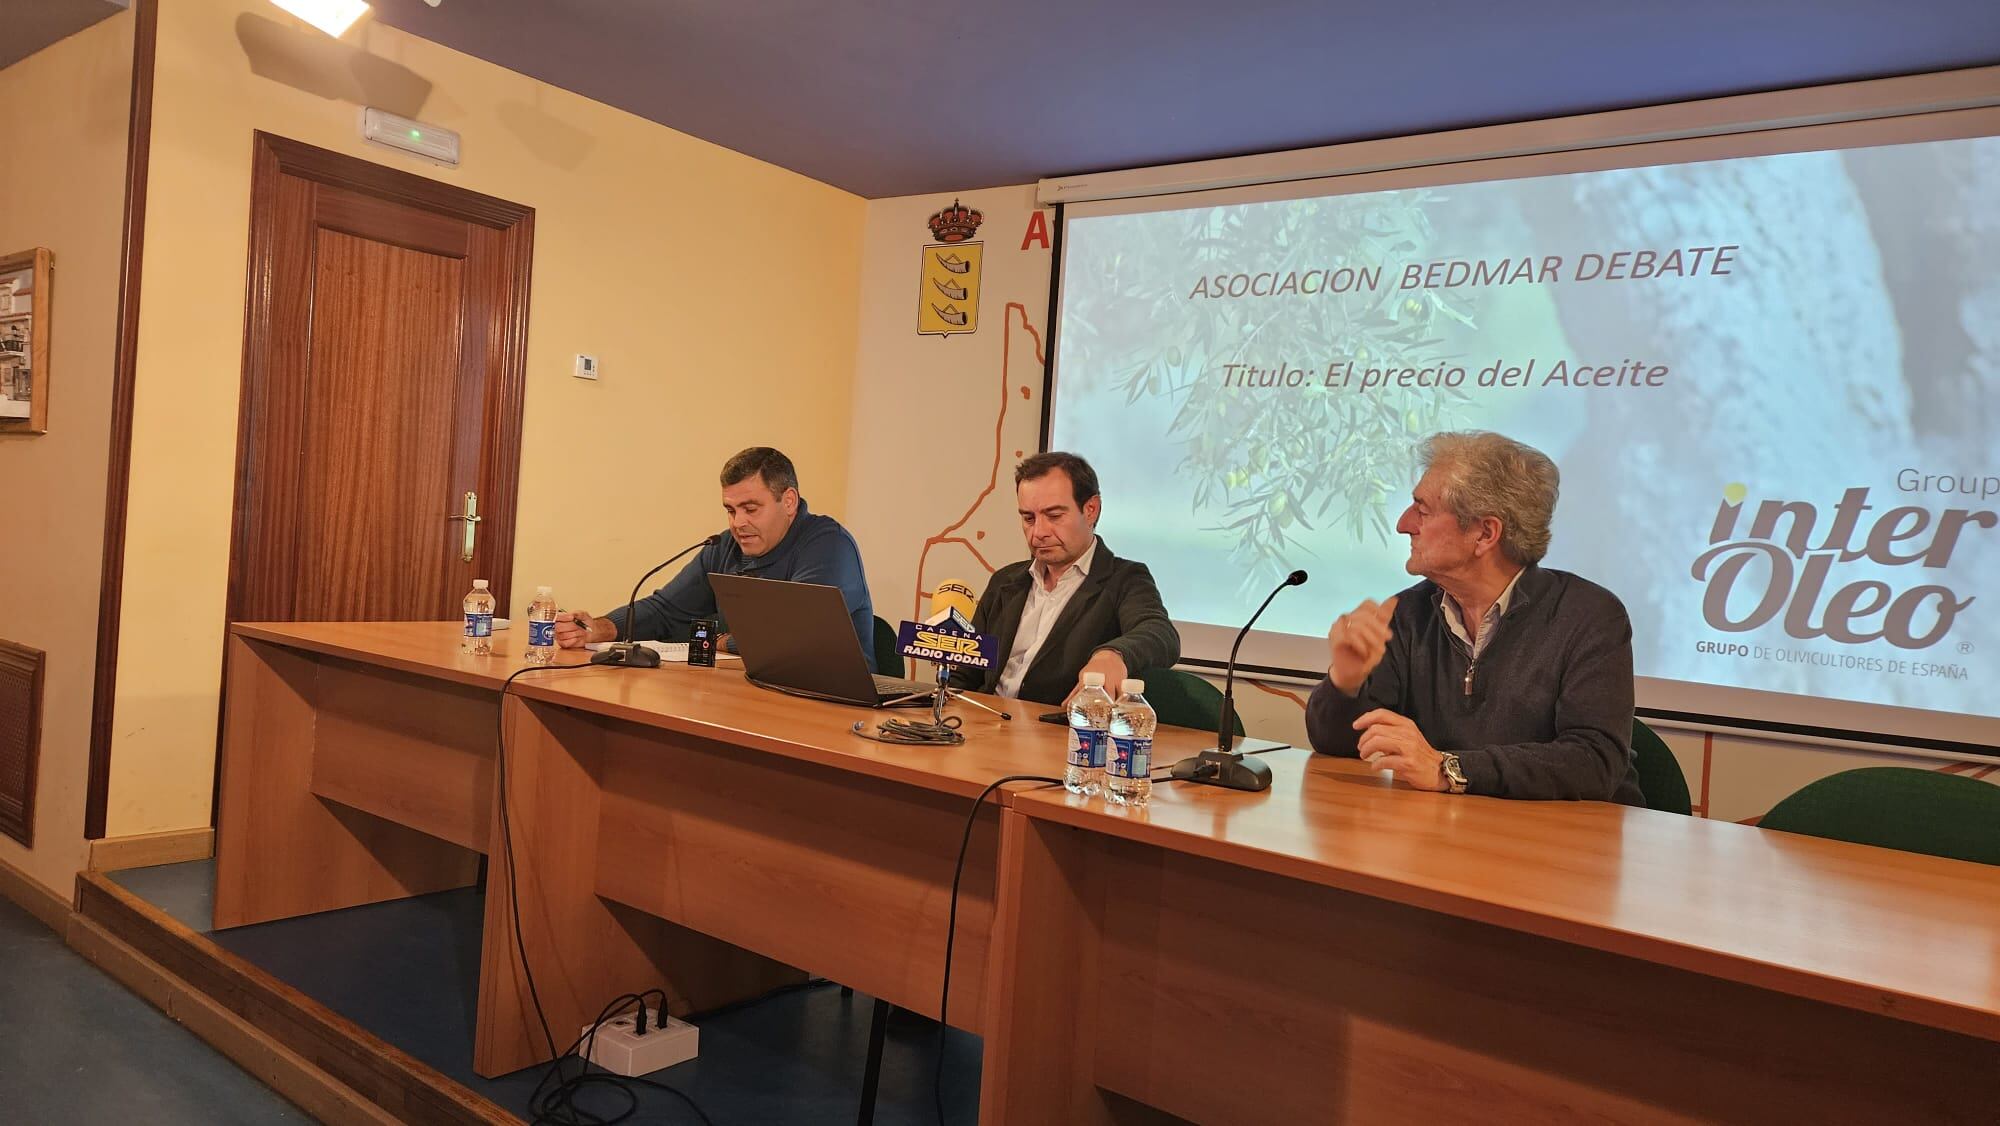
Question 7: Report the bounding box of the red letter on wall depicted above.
[1021,210,1050,251]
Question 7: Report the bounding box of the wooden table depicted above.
[982,750,2000,1123]
[216,621,2000,1120]
[213,621,1222,1078]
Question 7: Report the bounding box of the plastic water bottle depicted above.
[1106,679,1155,807]
[1066,672,1114,796]
[462,579,495,655]
[525,586,557,665]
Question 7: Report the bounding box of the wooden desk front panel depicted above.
[1020,750,2000,1043]
[1081,829,2000,1125]
[214,636,481,929]
[473,698,803,1076]
[592,714,1006,1032]
[307,656,497,852]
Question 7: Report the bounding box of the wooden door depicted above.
[228,133,534,623]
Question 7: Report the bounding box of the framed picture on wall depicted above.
[0,248,52,435]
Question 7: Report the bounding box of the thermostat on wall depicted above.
[361,107,461,167]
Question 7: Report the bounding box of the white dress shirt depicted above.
[1439,566,1525,661]
[995,538,1099,699]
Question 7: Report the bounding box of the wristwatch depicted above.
[1438,752,1469,794]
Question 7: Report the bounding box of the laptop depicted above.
[709,574,936,708]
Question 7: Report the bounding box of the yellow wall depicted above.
[0,12,133,892]
[105,0,864,836]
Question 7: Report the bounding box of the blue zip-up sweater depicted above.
[605,498,877,671]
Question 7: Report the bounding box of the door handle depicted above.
[446,490,481,562]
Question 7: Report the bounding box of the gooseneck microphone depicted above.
[1168,568,1308,792]
[1216,569,1308,752]
[589,535,721,668]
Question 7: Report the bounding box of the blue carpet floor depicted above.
[111,861,982,1125]
[0,891,307,1124]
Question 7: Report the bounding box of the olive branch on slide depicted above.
[1065,194,1475,590]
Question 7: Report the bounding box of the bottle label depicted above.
[1109,736,1152,780]
[1067,727,1107,769]
[528,619,556,648]
[464,613,492,638]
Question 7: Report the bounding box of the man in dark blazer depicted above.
[949,452,1181,706]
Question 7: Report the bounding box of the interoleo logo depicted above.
[1690,483,1996,649]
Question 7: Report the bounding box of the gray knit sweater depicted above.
[1305,565,1644,804]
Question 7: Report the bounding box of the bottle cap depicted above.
[536,585,552,595]
[1120,678,1145,695]
[473,579,489,589]
[1081,672,1105,686]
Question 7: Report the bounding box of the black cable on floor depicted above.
[933,774,1061,1126]
[529,991,714,1126]
[495,665,716,1126]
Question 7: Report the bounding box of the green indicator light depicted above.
[409,129,421,139]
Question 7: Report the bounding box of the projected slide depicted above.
[1052,135,2000,730]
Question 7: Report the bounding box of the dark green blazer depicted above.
[949,538,1181,705]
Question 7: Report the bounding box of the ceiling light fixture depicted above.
[269,0,372,38]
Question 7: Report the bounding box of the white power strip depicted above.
[580,1012,699,1077]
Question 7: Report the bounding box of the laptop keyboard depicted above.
[872,674,935,697]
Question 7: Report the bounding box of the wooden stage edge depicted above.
[0,852,74,933]
[71,871,516,1126]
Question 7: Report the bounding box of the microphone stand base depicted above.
[881,662,1014,725]
[1168,749,1273,792]
[938,687,1011,723]
[880,686,1012,723]
[589,644,661,668]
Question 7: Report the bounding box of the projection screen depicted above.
[1048,108,2000,753]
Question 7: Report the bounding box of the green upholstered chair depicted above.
[872,616,904,678]
[1134,668,1245,737]
[1758,767,2000,866]
[1631,718,1693,815]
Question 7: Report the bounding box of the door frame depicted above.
[225,131,535,625]
[84,0,158,841]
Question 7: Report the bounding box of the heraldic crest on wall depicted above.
[918,198,983,337]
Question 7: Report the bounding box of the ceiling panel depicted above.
[358,1,2000,197]
[5,0,127,72]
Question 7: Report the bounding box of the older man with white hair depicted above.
[1307,431,1643,803]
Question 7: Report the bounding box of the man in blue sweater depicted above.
[554,447,878,670]
[1306,431,1644,804]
